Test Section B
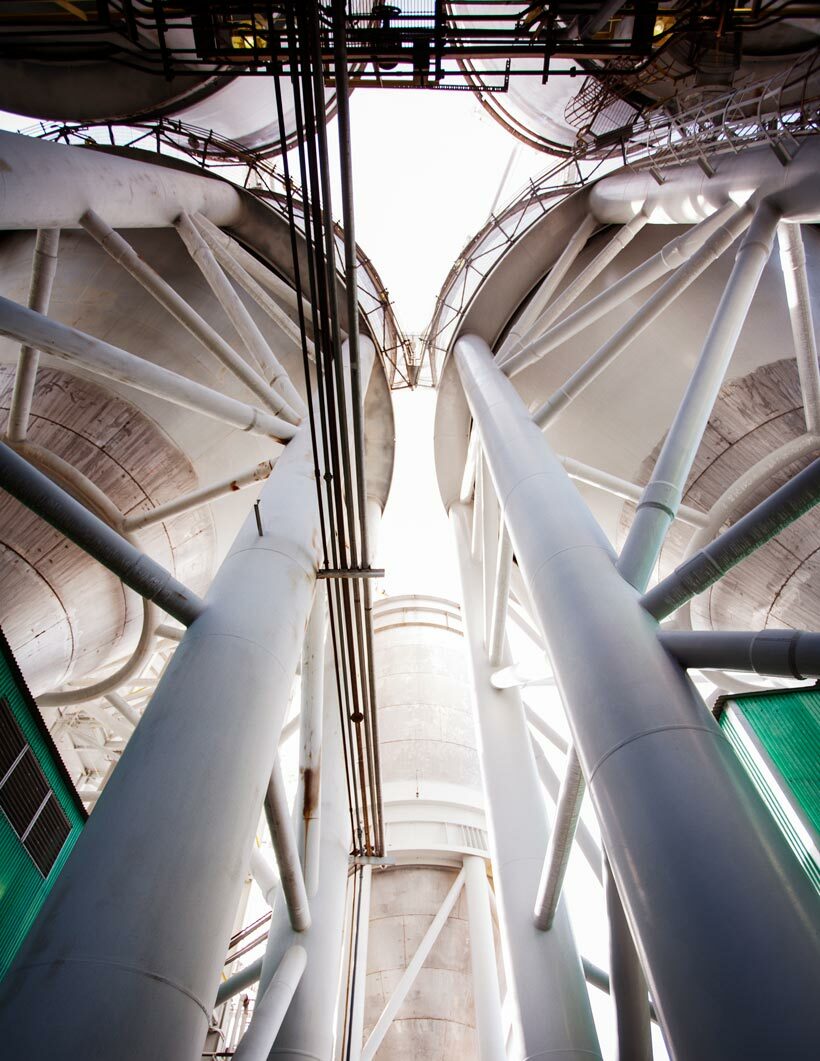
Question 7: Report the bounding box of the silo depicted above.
[345,595,504,1061]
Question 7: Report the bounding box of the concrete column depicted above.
[454,333,820,1059]
[0,423,321,1061]
[453,504,602,1061]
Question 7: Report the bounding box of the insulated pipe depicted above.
[533,747,585,931]
[0,296,294,441]
[778,223,820,433]
[455,334,820,1058]
[453,504,602,1061]
[123,459,276,531]
[463,855,506,1061]
[488,527,513,667]
[232,946,307,1061]
[559,455,708,528]
[175,212,298,423]
[215,957,264,1007]
[78,210,298,422]
[0,422,321,1060]
[641,456,820,620]
[250,846,280,908]
[264,642,352,1061]
[618,202,782,589]
[7,228,60,442]
[0,441,204,627]
[295,586,326,898]
[498,213,598,364]
[361,870,467,1061]
[605,857,654,1061]
[0,130,243,231]
[532,205,753,429]
[660,629,820,679]
[501,203,738,377]
[265,762,311,933]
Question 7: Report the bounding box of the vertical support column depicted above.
[453,503,602,1061]
[455,333,820,1059]
[264,639,352,1061]
[0,424,321,1061]
[463,855,506,1061]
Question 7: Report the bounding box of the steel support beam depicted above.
[0,296,294,440]
[346,863,372,1061]
[454,333,820,1058]
[453,503,602,1061]
[264,762,311,933]
[0,422,321,1060]
[295,586,327,898]
[533,747,585,931]
[7,228,60,442]
[0,441,204,627]
[216,956,264,1007]
[641,455,820,620]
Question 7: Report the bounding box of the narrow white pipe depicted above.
[155,623,184,642]
[464,855,506,1061]
[175,213,298,423]
[488,527,514,667]
[250,846,280,907]
[361,869,465,1061]
[525,706,569,755]
[0,296,295,440]
[498,214,598,365]
[778,223,820,433]
[124,459,275,531]
[502,202,739,377]
[231,946,307,1061]
[79,210,298,423]
[296,585,326,898]
[533,205,753,429]
[265,761,311,933]
[104,692,140,729]
[533,747,585,931]
[347,864,372,1061]
[7,228,60,442]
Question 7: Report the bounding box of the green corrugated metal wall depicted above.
[0,646,85,980]
[720,687,820,894]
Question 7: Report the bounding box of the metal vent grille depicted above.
[0,698,70,878]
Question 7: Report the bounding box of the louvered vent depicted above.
[0,698,70,877]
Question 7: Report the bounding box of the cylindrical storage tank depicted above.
[355,596,502,1061]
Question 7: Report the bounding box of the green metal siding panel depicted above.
[0,644,85,980]
[735,690,820,836]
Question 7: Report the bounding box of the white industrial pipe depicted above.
[533,747,585,932]
[0,295,295,440]
[778,222,820,433]
[295,587,327,898]
[232,946,308,1061]
[265,762,311,933]
[7,227,60,442]
[463,855,507,1061]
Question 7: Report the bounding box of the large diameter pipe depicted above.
[452,504,602,1061]
[617,203,781,588]
[0,441,204,627]
[641,456,820,620]
[0,296,294,441]
[7,228,60,442]
[232,946,307,1061]
[454,334,820,1058]
[0,424,321,1060]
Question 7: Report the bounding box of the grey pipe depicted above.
[641,456,820,620]
[581,956,660,1026]
[660,629,820,680]
[533,746,585,931]
[0,441,204,627]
